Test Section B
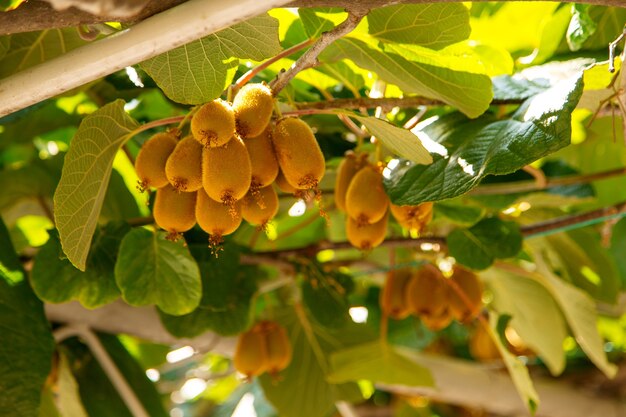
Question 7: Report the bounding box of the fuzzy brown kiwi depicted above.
[346,211,388,250]
[380,268,413,320]
[262,321,292,375]
[419,309,453,331]
[195,189,242,251]
[234,324,269,378]
[242,185,279,227]
[134,131,178,191]
[334,151,367,212]
[153,184,197,240]
[390,202,433,232]
[191,99,236,148]
[165,136,203,192]
[202,135,251,212]
[469,325,501,362]
[245,126,279,194]
[344,165,389,226]
[406,264,449,319]
[271,117,325,192]
[447,266,483,323]
[232,83,274,138]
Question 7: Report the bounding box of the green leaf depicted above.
[492,75,551,101]
[574,7,626,51]
[0,163,57,212]
[302,267,353,329]
[159,243,258,337]
[141,14,280,104]
[259,310,367,417]
[488,313,539,413]
[328,342,434,387]
[610,218,626,289]
[485,269,567,376]
[299,8,340,38]
[100,169,141,222]
[56,353,89,417]
[368,3,470,49]
[323,38,492,118]
[0,37,8,60]
[447,218,522,270]
[31,223,129,309]
[0,218,54,417]
[384,74,583,204]
[114,228,201,316]
[54,100,139,271]
[0,29,88,78]
[62,334,168,417]
[529,245,618,378]
[567,5,598,51]
[348,114,432,164]
[434,201,484,226]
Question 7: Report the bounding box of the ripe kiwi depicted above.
[165,135,203,192]
[346,211,388,250]
[447,266,483,323]
[153,184,197,240]
[191,99,236,148]
[390,202,433,232]
[272,117,325,191]
[135,131,178,191]
[262,321,292,375]
[202,135,251,211]
[233,83,274,138]
[469,325,501,362]
[420,308,453,331]
[234,325,268,378]
[380,268,413,320]
[345,165,389,226]
[246,126,279,192]
[195,189,242,249]
[334,151,367,212]
[242,185,279,227]
[406,264,449,319]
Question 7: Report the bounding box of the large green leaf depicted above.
[141,14,280,104]
[529,246,618,378]
[328,342,434,387]
[159,243,258,337]
[56,353,89,417]
[0,28,88,78]
[323,38,492,118]
[348,114,432,164]
[486,269,567,376]
[0,37,9,60]
[0,163,56,212]
[298,8,340,38]
[54,100,139,271]
[447,218,522,270]
[31,223,129,309]
[302,266,353,329]
[610,218,626,289]
[259,310,367,417]
[384,74,583,204]
[576,6,626,51]
[114,228,201,316]
[368,3,470,49]
[0,218,54,417]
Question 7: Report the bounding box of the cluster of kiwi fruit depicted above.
[133,83,326,248]
[233,320,292,379]
[335,151,434,250]
[380,263,483,331]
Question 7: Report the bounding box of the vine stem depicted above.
[269,9,368,95]
[234,38,315,90]
[128,116,185,138]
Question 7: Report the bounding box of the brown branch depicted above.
[269,9,368,95]
[0,0,187,35]
[470,166,626,196]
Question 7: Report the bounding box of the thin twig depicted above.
[269,9,368,95]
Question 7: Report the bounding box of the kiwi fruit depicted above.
[419,308,453,331]
[334,151,367,212]
[345,165,389,226]
[134,131,178,191]
[196,189,242,248]
[165,135,203,192]
[242,185,279,227]
[469,325,501,362]
[406,264,449,319]
[272,117,325,191]
[153,184,197,240]
[191,99,236,148]
[274,169,298,194]
[202,135,252,210]
[390,202,433,232]
[234,324,268,378]
[233,83,274,138]
[380,268,413,320]
[262,321,292,375]
[447,266,483,323]
[246,126,279,191]
[346,211,388,250]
